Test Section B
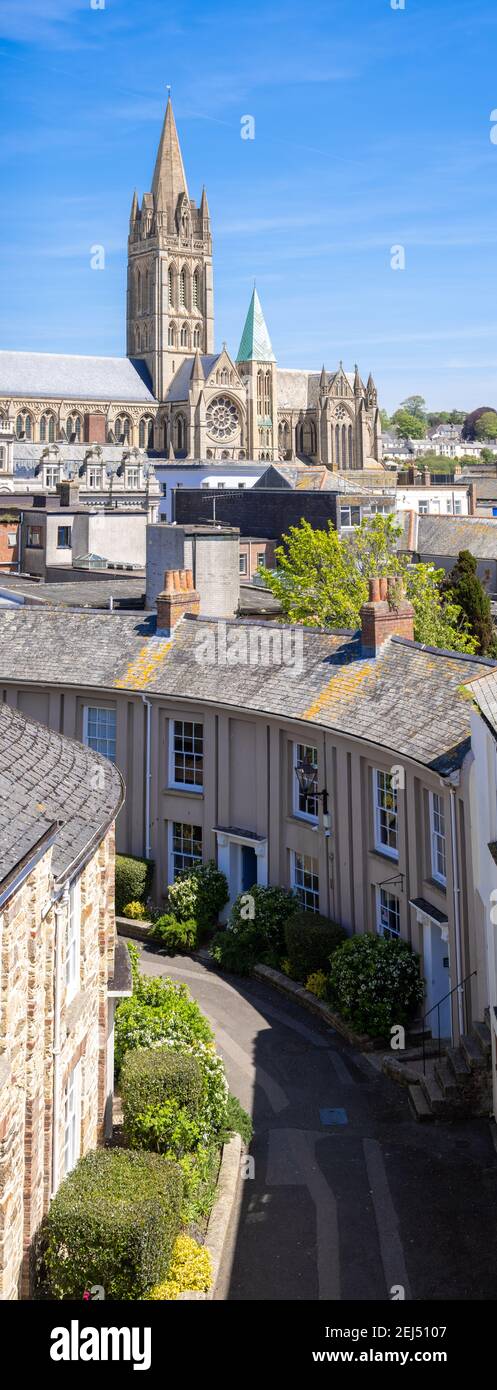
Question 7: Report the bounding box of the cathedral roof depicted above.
[0,352,156,404]
[236,289,276,363]
[166,354,220,402]
[276,368,355,410]
[151,96,189,212]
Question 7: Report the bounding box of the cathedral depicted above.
[0,98,383,471]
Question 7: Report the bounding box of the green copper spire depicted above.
[236,287,276,363]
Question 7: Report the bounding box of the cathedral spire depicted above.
[200,186,210,220]
[129,190,138,231]
[236,287,275,363]
[191,349,204,382]
[152,95,189,212]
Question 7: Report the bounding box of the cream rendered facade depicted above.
[0,677,479,1048]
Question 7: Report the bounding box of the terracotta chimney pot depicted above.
[369,577,380,602]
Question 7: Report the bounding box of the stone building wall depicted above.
[0,825,116,1299]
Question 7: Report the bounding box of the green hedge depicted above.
[121,1046,202,1146]
[148,913,199,953]
[44,1148,182,1301]
[116,855,154,915]
[284,911,346,981]
[166,860,228,934]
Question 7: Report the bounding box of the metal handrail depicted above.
[422,970,477,1073]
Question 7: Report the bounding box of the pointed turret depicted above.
[319,364,327,391]
[236,288,276,363]
[367,372,375,391]
[152,96,189,213]
[168,440,176,461]
[354,364,362,395]
[129,190,139,231]
[199,186,210,221]
[191,350,204,383]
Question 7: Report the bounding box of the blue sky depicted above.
[1,0,496,412]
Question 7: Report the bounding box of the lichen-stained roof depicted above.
[0,703,124,889]
[411,513,497,559]
[465,668,497,736]
[0,352,156,403]
[0,608,491,772]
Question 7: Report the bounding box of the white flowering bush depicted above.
[329,932,424,1038]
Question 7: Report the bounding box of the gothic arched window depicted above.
[115,415,131,444]
[335,424,340,465]
[179,269,187,307]
[192,270,199,308]
[168,322,177,347]
[180,323,189,348]
[348,426,353,468]
[168,267,174,307]
[257,370,264,414]
[136,269,142,314]
[66,414,82,442]
[145,269,149,314]
[139,416,154,448]
[264,371,272,418]
[175,415,187,452]
[40,413,56,443]
[193,325,201,348]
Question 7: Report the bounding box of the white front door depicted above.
[424,921,451,1039]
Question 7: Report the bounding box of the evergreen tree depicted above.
[443,551,497,656]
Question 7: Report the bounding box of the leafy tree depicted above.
[380,408,391,431]
[399,395,426,419]
[261,515,477,654]
[442,551,497,656]
[392,409,427,440]
[474,411,497,441]
[480,447,497,464]
[448,410,467,425]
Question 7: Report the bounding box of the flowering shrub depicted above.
[166,861,228,935]
[329,932,424,1038]
[305,970,328,1000]
[115,974,228,1141]
[122,900,148,921]
[211,885,299,974]
[146,1235,212,1300]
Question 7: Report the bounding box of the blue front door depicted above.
[241,845,257,893]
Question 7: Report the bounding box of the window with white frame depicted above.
[377,887,401,940]
[430,790,447,885]
[418,499,429,514]
[63,1060,82,1175]
[293,742,319,820]
[170,720,203,789]
[446,498,453,513]
[340,505,361,529]
[373,769,398,857]
[170,822,202,879]
[87,466,102,489]
[66,879,81,1003]
[45,465,59,489]
[125,466,140,489]
[291,850,320,912]
[454,498,462,515]
[239,553,248,575]
[83,705,116,760]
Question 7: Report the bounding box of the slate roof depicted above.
[407,513,497,559]
[276,369,355,411]
[0,702,124,889]
[465,669,497,737]
[0,574,145,610]
[0,352,156,404]
[0,608,491,773]
[166,355,220,402]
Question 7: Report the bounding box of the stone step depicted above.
[461,1033,487,1071]
[407,1021,432,1044]
[472,1020,492,1058]
[408,1083,434,1123]
[446,1046,471,1081]
[434,1058,459,1100]
[419,1070,447,1115]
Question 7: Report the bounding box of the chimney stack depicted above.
[156,568,200,635]
[360,576,415,657]
[56,480,79,509]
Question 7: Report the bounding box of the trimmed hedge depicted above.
[121,1046,202,1145]
[284,911,346,981]
[44,1148,182,1301]
[116,855,154,915]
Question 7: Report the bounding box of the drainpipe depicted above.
[141,695,152,860]
[447,776,465,1037]
[51,886,68,1198]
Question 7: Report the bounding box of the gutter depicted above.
[0,822,59,909]
[141,694,152,860]
[51,886,68,1198]
[445,774,465,1037]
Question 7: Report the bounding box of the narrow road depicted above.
[133,941,497,1302]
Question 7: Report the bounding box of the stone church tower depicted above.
[236,288,278,460]
[127,97,214,403]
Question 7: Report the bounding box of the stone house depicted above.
[0,575,493,1056]
[0,704,127,1298]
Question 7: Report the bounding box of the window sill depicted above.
[371,847,400,864]
[427,875,447,894]
[164,785,204,798]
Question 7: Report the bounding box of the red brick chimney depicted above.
[156,569,200,634]
[360,576,415,657]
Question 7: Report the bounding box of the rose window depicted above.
[206,395,239,440]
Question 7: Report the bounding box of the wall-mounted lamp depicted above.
[295,757,331,834]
